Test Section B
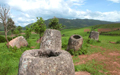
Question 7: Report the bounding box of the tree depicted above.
[7,17,16,38]
[0,5,11,48]
[25,27,31,39]
[48,17,65,30]
[32,17,46,38]
[13,29,19,37]
[17,26,22,33]
[7,18,16,31]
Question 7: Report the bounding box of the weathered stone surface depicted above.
[67,35,83,51]
[40,29,61,50]
[18,49,75,75]
[9,36,28,48]
[89,31,99,40]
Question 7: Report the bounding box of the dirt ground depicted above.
[75,45,120,75]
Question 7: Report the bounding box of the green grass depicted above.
[75,59,108,75]
[91,23,120,29]
[0,24,120,75]
[72,56,80,63]
[0,34,40,75]
[101,30,120,35]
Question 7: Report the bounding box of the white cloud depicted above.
[76,10,120,22]
[108,0,120,3]
[0,0,120,27]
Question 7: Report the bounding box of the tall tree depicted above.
[7,18,16,31]
[48,16,65,30]
[0,5,10,48]
[7,18,16,38]
[13,29,19,37]
[32,17,46,38]
[17,26,22,33]
[25,27,31,39]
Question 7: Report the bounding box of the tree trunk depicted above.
[39,34,41,39]
[4,23,10,48]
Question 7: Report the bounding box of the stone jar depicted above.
[67,35,83,51]
[89,31,99,40]
[40,29,61,51]
[18,49,75,75]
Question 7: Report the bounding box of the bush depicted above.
[116,40,120,44]
[7,37,12,41]
[79,48,87,55]
[68,48,87,56]
[0,36,13,43]
[87,39,101,44]
[0,35,6,43]
[9,46,18,53]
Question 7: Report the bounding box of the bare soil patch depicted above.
[74,45,120,75]
[109,41,116,44]
[30,46,36,48]
[21,33,25,34]
[84,29,90,32]
[75,71,91,75]
[31,32,36,34]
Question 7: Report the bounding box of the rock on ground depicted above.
[9,36,28,48]
[89,31,99,40]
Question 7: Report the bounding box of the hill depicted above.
[90,23,120,29]
[23,18,115,29]
[84,23,120,36]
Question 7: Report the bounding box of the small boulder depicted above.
[9,36,28,48]
[18,49,75,75]
[67,35,83,51]
[40,29,61,51]
[89,31,99,40]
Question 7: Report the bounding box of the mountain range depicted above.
[23,18,115,29]
[0,18,116,31]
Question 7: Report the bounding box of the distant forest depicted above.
[24,18,115,29]
[0,18,115,31]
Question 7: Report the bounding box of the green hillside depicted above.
[23,18,115,29]
[89,23,120,35]
[90,23,120,29]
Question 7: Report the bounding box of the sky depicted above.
[0,0,120,27]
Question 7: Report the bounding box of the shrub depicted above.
[79,48,87,55]
[7,37,12,41]
[116,40,120,44]
[9,46,18,53]
[0,36,6,43]
[68,48,87,56]
[87,39,101,44]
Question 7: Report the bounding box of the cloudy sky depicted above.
[0,0,120,27]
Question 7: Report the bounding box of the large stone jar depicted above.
[40,29,61,51]
[89,31,99,40]
[67,35,83,51]
[18,49,75,75]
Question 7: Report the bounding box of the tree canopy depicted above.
[32,17,46,38]
[48,17,65,30]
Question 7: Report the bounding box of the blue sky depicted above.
[0,0,120,27]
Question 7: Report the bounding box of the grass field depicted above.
[0,25,120,75]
